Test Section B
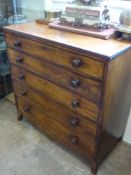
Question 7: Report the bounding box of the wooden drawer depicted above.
[17,97,95,157]
[13,80,97,137]
[9,49,102,104]
[11,64,99,122]
[6,33,105,80]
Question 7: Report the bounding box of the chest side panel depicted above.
[97,49,131,163]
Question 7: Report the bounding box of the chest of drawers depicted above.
[4,22,131,175]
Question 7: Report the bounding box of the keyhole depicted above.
[44,63,47,67]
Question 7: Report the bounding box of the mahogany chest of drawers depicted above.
[4,22,131,175]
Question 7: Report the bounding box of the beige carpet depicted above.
[0,98,131,175]
[5,93,15,104]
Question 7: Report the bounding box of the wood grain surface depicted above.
[11,64,99,122]
[6,35,105,80]
[4,22,130,59]
[8,49,102,103]
[17,97,95,158]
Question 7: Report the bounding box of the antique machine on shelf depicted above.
[115,9,131,41]
[49,0,115,39]
[75,0,103,7]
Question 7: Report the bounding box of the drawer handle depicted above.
[71,99,80,108]
[16,57,23,63]
[72,59,81,68]
[69,118,80,127]
[71,79,80,88]
[18,73,25,80]
[24,105,31,112]
[13,40,22,48]
[20,90,27,96]
[70,136,79,144]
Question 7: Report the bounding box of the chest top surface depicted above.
[4,22,131,60]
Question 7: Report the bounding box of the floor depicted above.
[0,99,131,175]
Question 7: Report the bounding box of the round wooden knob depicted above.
[70,136,79,144]
[18,73,25,80]
[72,59,81,68]
[24,105,30,112]
[20,90,27,96]
[13,40,22,48]
[69,118,80,127]
[16,57,23,63]
[71,99,80,108]
[71,79,80,88]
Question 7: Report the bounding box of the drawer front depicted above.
[17,97,95,157]
[6,33,105,80]
[11,64,99,122]
[13,80,97,137]
[9,49,102,104]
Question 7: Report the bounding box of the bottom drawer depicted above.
[17,97,95,158]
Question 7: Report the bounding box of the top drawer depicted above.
[5,33,105,80]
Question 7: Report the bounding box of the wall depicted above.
[20,0,44,20]
[123,110,131,144]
